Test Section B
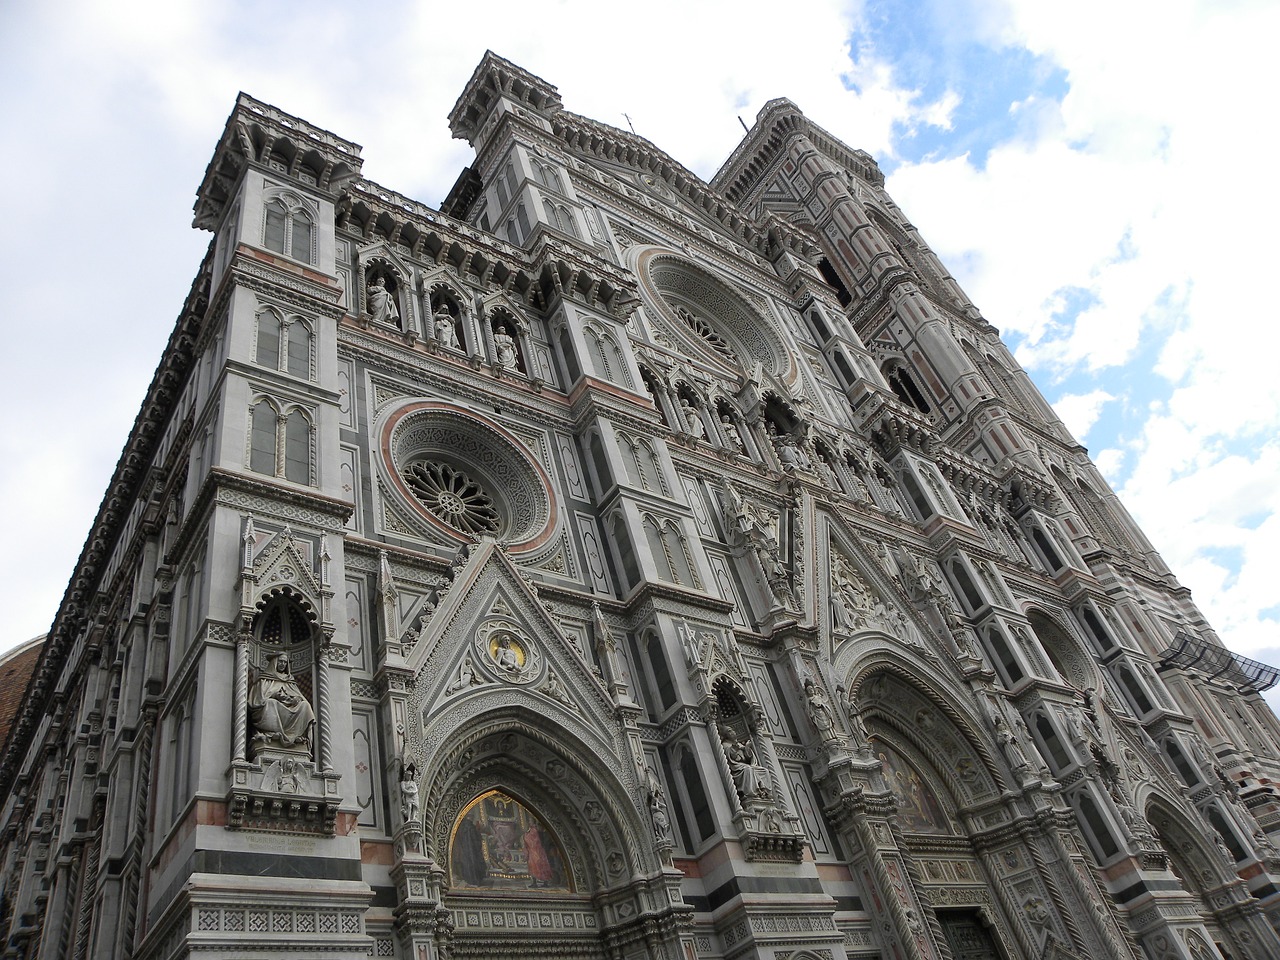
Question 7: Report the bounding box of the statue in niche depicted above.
[841,692,873,756]
[720,726,768,801]
[724,484,789,588]
[434,303,459,349]
[493,326,518,369]
[769,425,810,471]
[400,758,421,824]
[803,678,839,742]
[680,399,706,439]
[992,713,1031,775]
[249,652,316,754]
[719,415,744,453]
[366,274,400,326]
[646,767,672,844]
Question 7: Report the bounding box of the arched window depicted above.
[248,399,312,485]
[1034,714,1072,770]
[1076,789,1120,860]
[817,257,852,307]
[643,515,696,587]
[256,311,281,369]
[639,367,669,426]
[584,325,630,385]
[536,162,562,193]
[947,559,985,613]
[884,362,931,413]
[286,322,310,377]
[262,197,314,263]
[984,625,1025,685]
[898,466,934,519]
[255,311,312,379]
[1206,807,1247,862]
[284,409,310,483]
[1076,604,1115,653]
[250,400,278,475]
[1115,664,1154,715]
[1165,738,1201,786]
[611,515,641,589]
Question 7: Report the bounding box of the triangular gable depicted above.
[406,540,617,745]
[240,521,326,612]
[820,513,932,664]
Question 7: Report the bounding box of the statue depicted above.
[803,678,839,741]
[249,652,316,754]
[495,637,519,671]
[720,415,743,453]
[446,656,484,694]
[721,726,767,801]
[434,303,459,349]
[400,758,421,824]
[772,431,810,471]
[680,399,706,439]
[646,767,672,843]
[543,669,573,707]
[993,714,1030,774]
[493,326,518,369]
[367,275,400,326]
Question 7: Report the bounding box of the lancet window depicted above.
[255,309,313,379]
[249,398,312,485]
[262,195,315,264]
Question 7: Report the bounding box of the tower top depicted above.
[193,92,364,230]
[448,50,563,144]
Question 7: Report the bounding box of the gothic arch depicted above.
[1145,798,1251,955]
[848,665,1005,804]
[633,248,794,379]
[421,707,655,890]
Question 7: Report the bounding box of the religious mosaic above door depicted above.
[872,740,954,835]
[450,790,572,892]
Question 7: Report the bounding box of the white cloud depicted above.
[1051,389,1113,443]
[885,0,1280,662]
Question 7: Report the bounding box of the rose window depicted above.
[674,306,735,362]
[402,461,500,535]
[381,402,556,550]
[641,254,790,378]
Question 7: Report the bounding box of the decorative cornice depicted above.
[194,92,363,231]
[448,51,564,143]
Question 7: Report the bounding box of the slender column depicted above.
[233,629,251,762]
[316,638,334,773]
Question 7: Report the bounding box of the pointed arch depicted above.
[261,188,316,264]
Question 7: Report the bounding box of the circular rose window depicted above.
[381,402,555,549]
[401,461,501,535]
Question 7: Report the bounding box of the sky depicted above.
[1,0,1276,702]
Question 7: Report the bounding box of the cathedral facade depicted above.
[4,52,1280,960]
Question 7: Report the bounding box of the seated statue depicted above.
[250,652,316,755]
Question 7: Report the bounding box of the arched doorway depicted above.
[420,715,682,960]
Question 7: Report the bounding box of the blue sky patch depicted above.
[855,0,1068,170]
